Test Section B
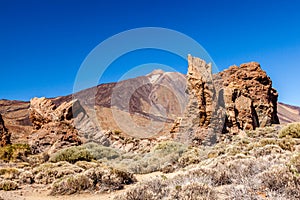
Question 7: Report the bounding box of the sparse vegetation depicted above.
[50,164,135,195]
[3,125,300,199]
[108,141,187,174]
[114,126,300,199]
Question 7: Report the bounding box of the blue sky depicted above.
[0,0,300,105]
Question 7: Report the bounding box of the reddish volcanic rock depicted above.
[219,62,279,133]
[172,55,279,145]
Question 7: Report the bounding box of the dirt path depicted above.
[0,172,165,200]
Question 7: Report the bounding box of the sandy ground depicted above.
[0,172,165,200]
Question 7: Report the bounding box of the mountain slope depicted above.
[277,102,300,124]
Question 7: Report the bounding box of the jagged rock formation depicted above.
[27,97,163,154]
[28,97,83,153]
[172,55,279,145]
[0,114,10,146]
[171,55,223,145]
[219,62,279,133]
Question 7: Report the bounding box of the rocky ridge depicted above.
[0,55,298,151]
[171,55,279,145]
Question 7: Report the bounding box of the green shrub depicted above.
[49,146,94,163]
[279,123,300,138]
[83,142,120,160]
[0,144,31,162]
[0,180,18,191]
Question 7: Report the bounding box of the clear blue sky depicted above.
[0,0,300,105]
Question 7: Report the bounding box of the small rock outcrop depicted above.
[0,114,10,147]
[172,55,279,145]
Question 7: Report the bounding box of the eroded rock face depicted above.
[0,114,10,147]
[28,97,112,154]
[219,62,279,133]
[172,55,279,145]
[171,55,221,145]
[28,97,83,153]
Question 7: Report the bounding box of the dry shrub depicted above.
[178,147,203,167]
[248,138,295,152]
[32,161,83,184]
[224,184,264,200]
[279,123,300,138]
[50,164,136,195]
[19,171,34,184]
[290,152,300,173]
[170,182,217,200]
[109,141,187,174]
[0,168,19,180]
[0,144,31,162]
[75,160,99,170]
[258,165,300,198]
[0,180,18,191]
[83,166,136,192]
[27,152,49,166]
[153,141,186,155]
[51,174,92,195]
[249,144,282,157]
[116,179,169,200]
[246,126,278,138]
